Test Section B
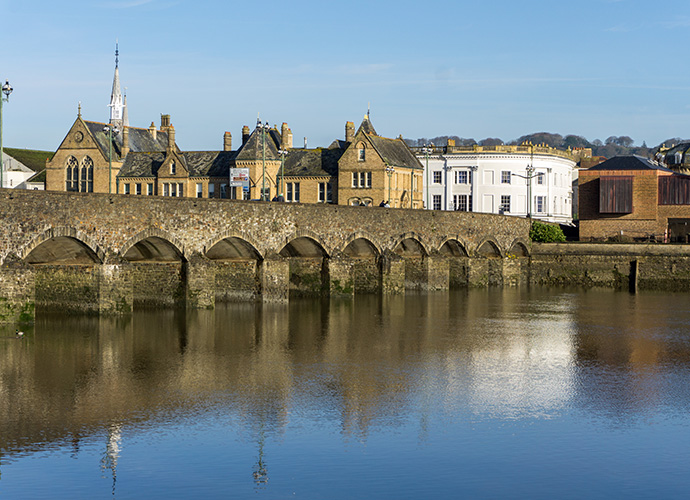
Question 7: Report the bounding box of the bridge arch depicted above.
[475,238,503,258]
[120,228,186,262]
[340,231,382,258]
[391,232,430,257]
[507,239,530,258]
[280,230,331,258]
[204,232,264,261]
[21,227,105,264]
[438,236,470,257]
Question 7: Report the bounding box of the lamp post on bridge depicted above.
[511,143,537,218]
[385,165,395,205]
[421,143,433,209]
[260,120,270,201]
[0,80,14,189]
[278,148,288,200]
[103,123,120,194]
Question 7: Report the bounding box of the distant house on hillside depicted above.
[2,148,52,190]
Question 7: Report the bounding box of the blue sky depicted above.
[2,0,690,151]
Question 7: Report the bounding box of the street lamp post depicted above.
[385,165,395,204]
[421,143,433,209]
[511,144,537,218]
[261,121,269,201]
[0,80,14,189]
[278,149,287,199]
[103,124,119,194]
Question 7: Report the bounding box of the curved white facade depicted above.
[416,147,576,224]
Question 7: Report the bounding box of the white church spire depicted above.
[108,42,125,128]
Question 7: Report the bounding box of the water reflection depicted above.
[2,288,690,495]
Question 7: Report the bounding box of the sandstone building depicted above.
[46,49,424,207]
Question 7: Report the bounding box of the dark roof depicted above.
[118,152,166,177]
[118,150,237,178]
[328,139,349,150]
[356,117,377,136]
[587,155,672,172]
[235,126,281,161]
[283,148,343,177]
[84,121,172,161]
[369,136,423,170]
[183,151,237,177]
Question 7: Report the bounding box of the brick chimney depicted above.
[242,125,250,145]
[281,122,292,150]
[122,126,130,157]
[160,114,171,130]
[167,124,175,152]
[224,131,232,151]
[345,121,355,143]
[149,121,157,141]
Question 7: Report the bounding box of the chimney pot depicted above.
[224,131,232,151]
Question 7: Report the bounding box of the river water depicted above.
[2,287,690,499]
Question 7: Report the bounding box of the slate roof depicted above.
[356,117,377,136]
[283,148,343,177]
[84,120,172,161]
[369,135,423,170]
[118,151,237,178]
[661,142,690,163]
[588,155,672,172]
[235,126,281,161]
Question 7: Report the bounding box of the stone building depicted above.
[46,47,176,194]
[579,155,690,241]
[46,49,424,207]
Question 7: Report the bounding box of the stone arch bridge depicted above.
[0,190,531,322]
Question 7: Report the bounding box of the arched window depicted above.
[66,156,78,191]
[83,156,94,192]
[80,156,94,192]
[358,143,365,161]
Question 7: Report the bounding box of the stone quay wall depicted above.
[531,243,690,291]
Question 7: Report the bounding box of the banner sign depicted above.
[229,168,250,188]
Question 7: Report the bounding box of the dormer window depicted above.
[358,145,365,161]
[170,160,176,175]
[675,152,683,164]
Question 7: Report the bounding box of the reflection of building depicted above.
[46,49,424,208]
[579,155,690,241]
[414,141,575,224]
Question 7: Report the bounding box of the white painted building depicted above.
[415,143,576,224]
[1,152,45,190]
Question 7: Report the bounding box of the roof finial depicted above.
[78,101,82,117]
[115,40,119,68]
[367,102,370,120]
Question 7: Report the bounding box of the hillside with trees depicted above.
[405,133,688,159]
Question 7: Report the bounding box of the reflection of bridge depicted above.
[0,190,531,321]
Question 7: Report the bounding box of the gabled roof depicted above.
[283,148,343,177]
[118,150,237,178]
[356,116,377,136]
[83,120,172,161]
[368,135,423,170]
[235,126,281,161]
[588,155,672,172]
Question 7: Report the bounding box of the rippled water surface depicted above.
[2,288,690,499]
